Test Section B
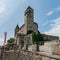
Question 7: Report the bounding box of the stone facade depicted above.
[16,6,38,35]
[14,6,38,48]
[42,34,59,41]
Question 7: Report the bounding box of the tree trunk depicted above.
[36,43,39,51]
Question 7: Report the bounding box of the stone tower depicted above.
[14,6,38,47]
[14,24,19,36]
[14,24,19,44]
[24,6,34,34]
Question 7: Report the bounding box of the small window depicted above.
[27,13,31,18]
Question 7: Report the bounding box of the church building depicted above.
[14,6,59,49]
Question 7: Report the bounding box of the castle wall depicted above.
[2,50,60,60]
[42,34,59,40]
[53,44,60,55]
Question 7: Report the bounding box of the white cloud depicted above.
[0,1,6,14]
[56,7,60,11]
[45,17,60,38]
[46,11,54,16]
[0,2,6,32]
[46,7,60,16]
[0,36,8,46]
[42,21,50,26]
[0,37,4,46]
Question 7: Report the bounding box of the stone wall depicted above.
[1,50,60,60]
[53,44,60,55]
[42,34,59,40]
[2,50,15,60]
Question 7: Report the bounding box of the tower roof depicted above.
[15,24,19,29]
[26,6,33,10]
[25,6,33,15]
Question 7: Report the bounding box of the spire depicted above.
[26,6,33,10]
[15,24,19,29]
[25,6,33,15]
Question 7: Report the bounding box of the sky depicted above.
[0,0,60,45]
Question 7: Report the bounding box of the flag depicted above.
[4,32,7,45]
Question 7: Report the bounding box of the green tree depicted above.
[37,33,44,45]
[6,38,15,50]
[7,38,15,44]
[32,32,44,51]
[32,32,37,43]
[27,30,33,34]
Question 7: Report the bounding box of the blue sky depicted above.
[0,0,60,45]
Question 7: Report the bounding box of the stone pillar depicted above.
[24,44,28,50]
[32,44,37,51]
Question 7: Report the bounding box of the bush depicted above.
[32,32,44,45]
[27,30,33,34]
